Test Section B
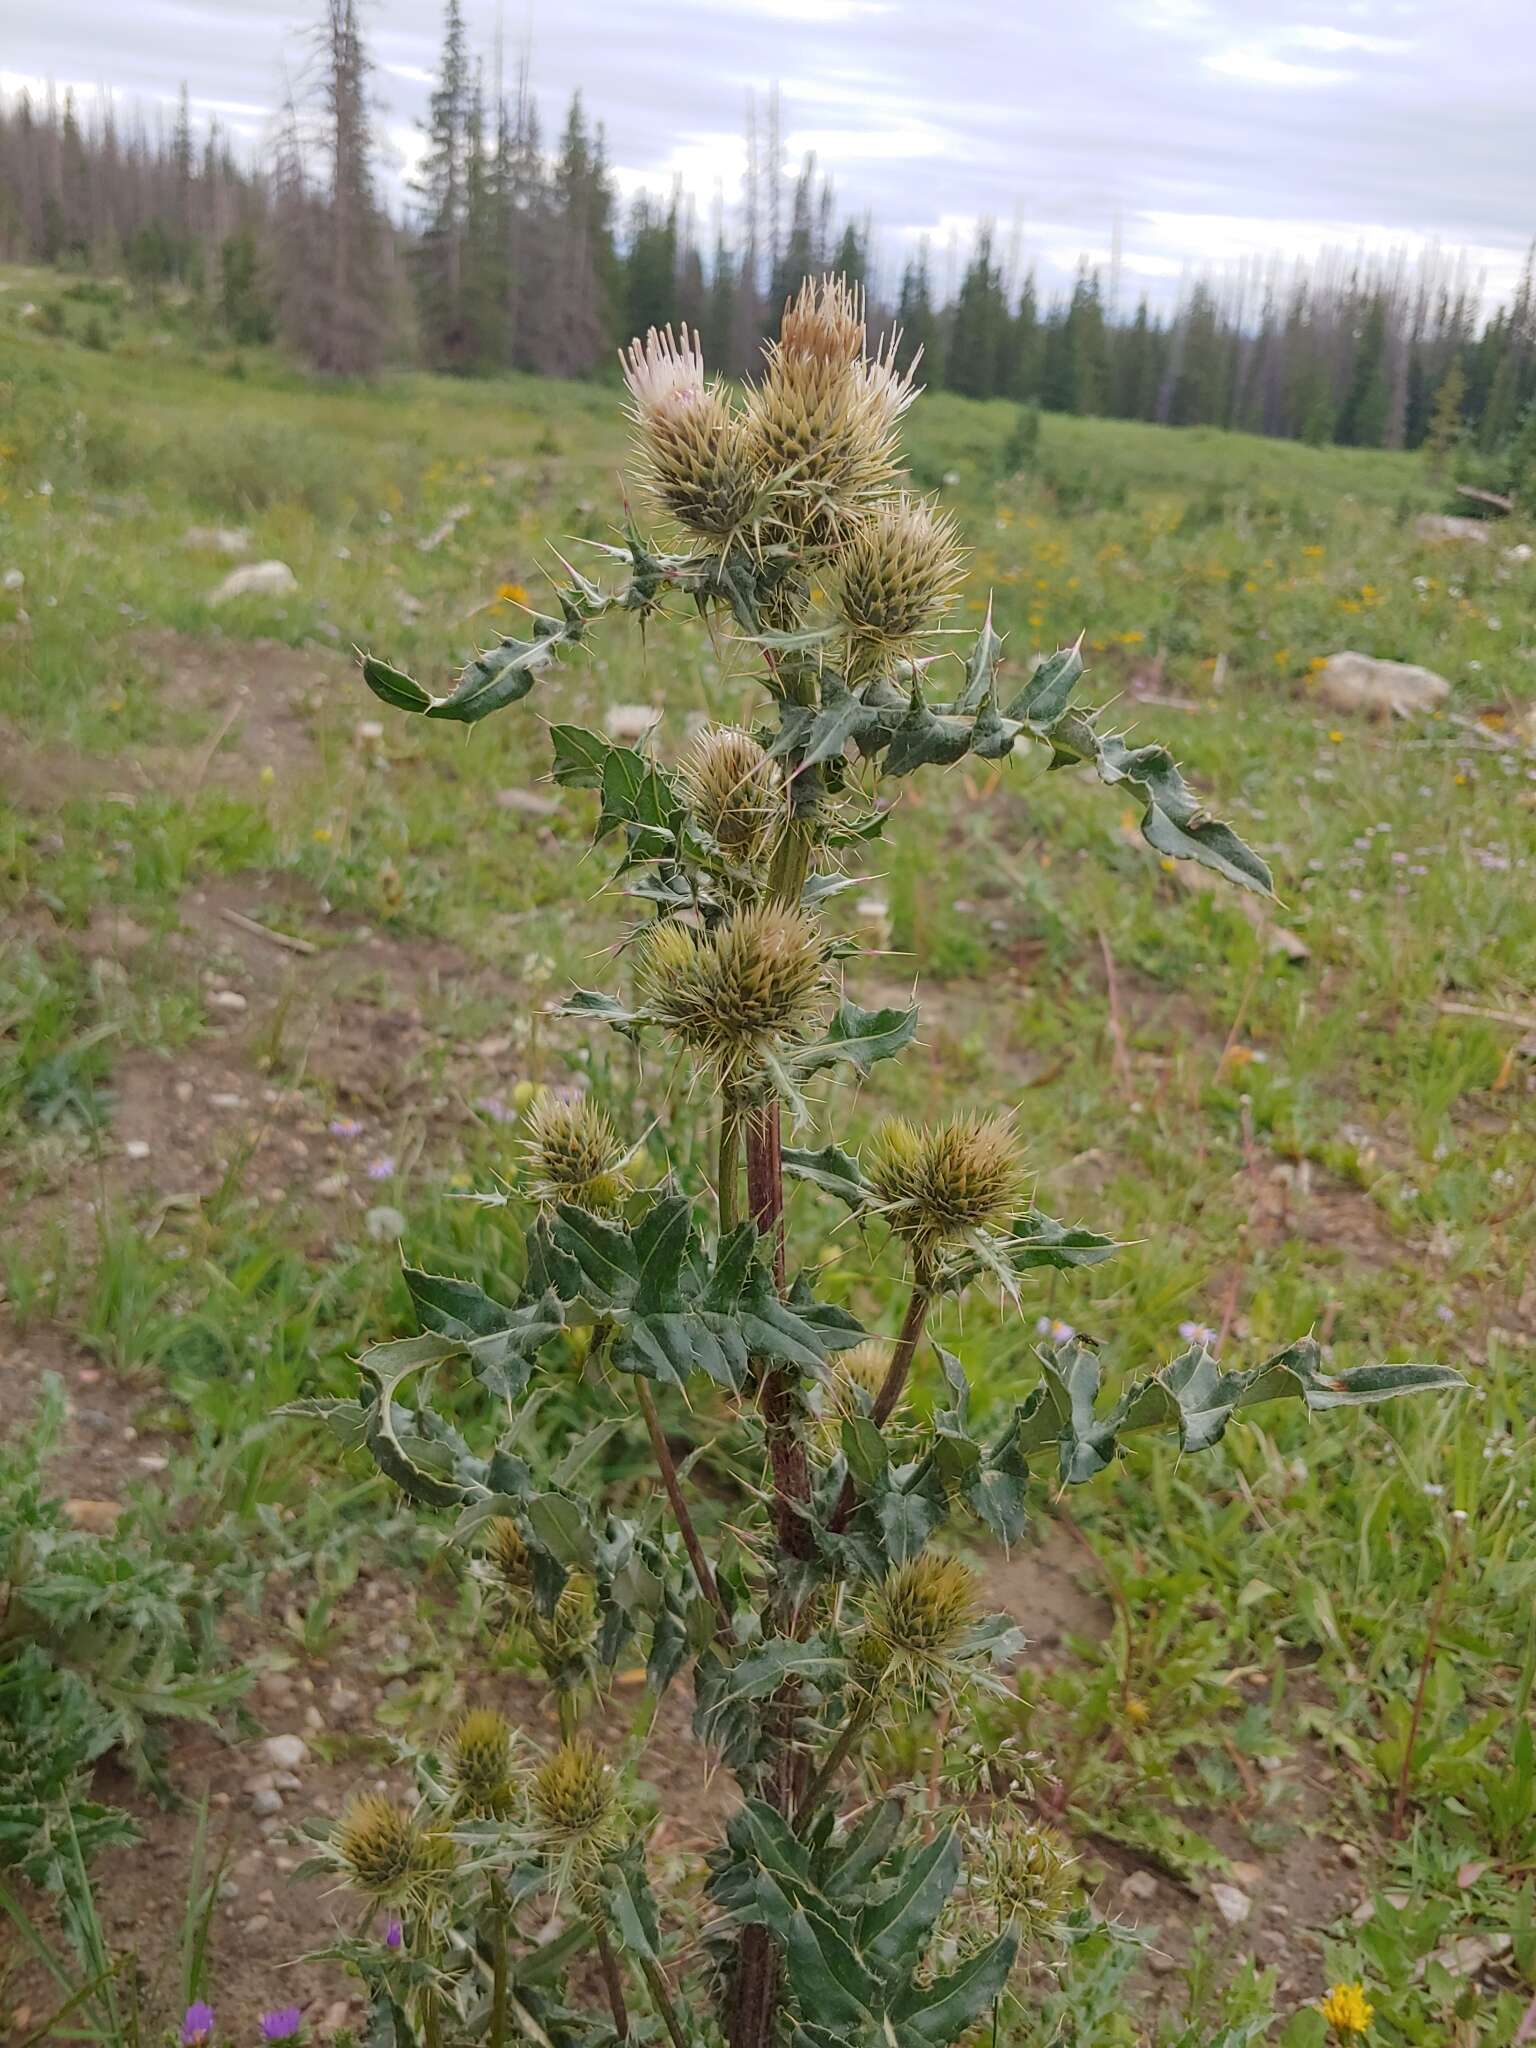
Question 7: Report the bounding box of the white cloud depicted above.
[1286,26,1412,55]
[1203,45,1350,87]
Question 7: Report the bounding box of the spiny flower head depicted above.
[830,1339,893,1414]
[332,1793,455,1908]
[484,1515,532,1597]
[1318,1982,1374,2035]
[529,1738,626,1897]
[446,1707,517,1819]
[676,724,779,865]
[620,325,758,543]
[635,904,829,1086]
[964,1813,1076,1950]
[855,1554,983,1704]
[812,1339,894,1450]
[745,276,912,547]
[865,1114,1023,1277]
[528,1572,599,1676]
[523,1094,629,1213]
[837,494,964,663]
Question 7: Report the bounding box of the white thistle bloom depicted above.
[620,324,707,420]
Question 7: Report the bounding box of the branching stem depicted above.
[794,1692,877,1828]
[829,1280,934,1534]
[634,1376,728,1623]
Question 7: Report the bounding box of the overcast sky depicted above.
[7,0,1535,310]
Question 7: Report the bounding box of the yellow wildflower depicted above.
[313,825,334,844]
[497,581,529,604]
[1327,730,1343,744]
[1302,544,1324,559]
[1318,1980,1373,2034]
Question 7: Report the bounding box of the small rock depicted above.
[323,2001,352,2036]
[1210,1882,1252,1928]
[604,703,662,743]
[207,988,248,1014]
[1230,1860,1264,1887]
[208,1092,246,1110]
[1122,1870,1159,1901]
[183,525,251,557]
[64,1496,124,1534]
[272,1771,302,1792]
[123,1139,152,1161]
[2,568,23,591]
[135,1453,169,1473]
[495,786,561,817]
[356,720,385,745]
[250,1787,284,1817]
[329,1682,363,1714]
[316,1173,350,1199]
[1338,1842,1362,1866]
[1314,650,1451,719]
[217,1880,240,1900]
[243,1913,272,1935]
[1415,513,1490,545]
[262,1733,310,1770]
[1147,1950,1180,1975]
[209,560,298,604]
[1505,542,1533,563]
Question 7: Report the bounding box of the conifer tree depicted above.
[1424,357,1467,471]
[414,0,470,367]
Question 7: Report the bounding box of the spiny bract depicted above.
[865,1113,1023,1274]
[744,276,915,548]
[523,1094,630,1214]
[620,324,759,544]
[837,493,964,664]
[676,724,779,865]
[333,1793,455,1907]
[635,903,828,1085]
[446,1707,516,1820]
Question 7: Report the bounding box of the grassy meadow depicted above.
[1,263,1534,2045]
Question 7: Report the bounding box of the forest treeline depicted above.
[3,0,1534,472]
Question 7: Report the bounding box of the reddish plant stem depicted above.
[634,1377,729,1624]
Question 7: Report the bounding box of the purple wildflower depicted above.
[328,1117,364,1140]
[259,2010,304,2044]
[366,1155,397,1181]
[181,2005,216,2048]
[1178,1319,1219,1349]
[1034,1315,1074,1344]
[474,1095,513,1124]
[385,1915,403,1950]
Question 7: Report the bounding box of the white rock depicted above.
[209,560,298,604]
[261,1732,309,1770]
[604,703,663,743]
[207,989,248,1013]
[1122,1870,1159,1902]
[250,1787,284,1817]
[123,1139,152,1161]
[2,568,23,591]
[1415,513,1490,545]
[495,787,561,817]
[184,525,251,557]
[1314,650,1451,719]
[1505,543,1533,564]
[1210,1882,1252,1928]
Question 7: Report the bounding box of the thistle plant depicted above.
[292,276,1464,2048]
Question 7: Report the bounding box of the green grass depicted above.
[2,269,1534,2045]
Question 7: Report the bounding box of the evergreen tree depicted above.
[946,226,1008,398]
[895,245,939,383]
[1424,358,1467,471]
[1336,294,1390,447]
[413,0,470,367]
